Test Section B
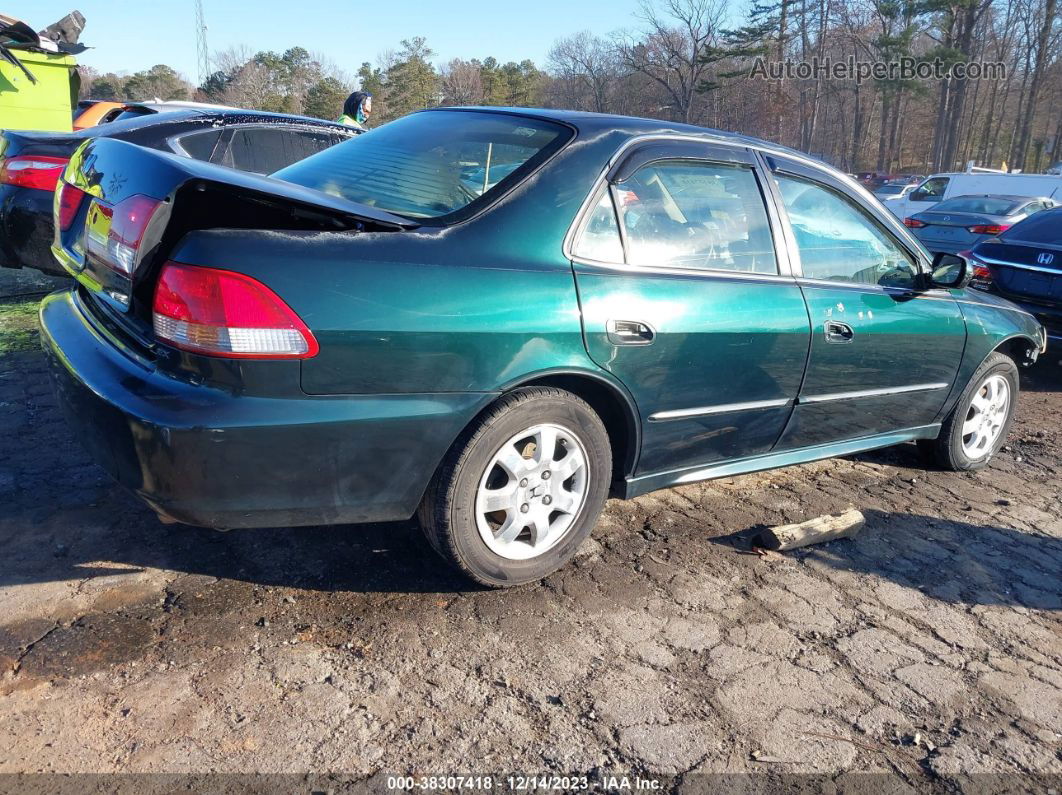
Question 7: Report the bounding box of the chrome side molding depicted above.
[648,382,948,422]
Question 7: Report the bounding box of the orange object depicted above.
[72,100,124,130]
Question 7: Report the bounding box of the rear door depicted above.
[763,154,966,448]
[569,140,811,476]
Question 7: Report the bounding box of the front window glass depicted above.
[913,177,949,200]
[775,175,918,288]
[273,110,571,220]
[613,160,777,273]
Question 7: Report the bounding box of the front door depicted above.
[569,142,811,476]
[762,156,966,449]
[897,175,950,219]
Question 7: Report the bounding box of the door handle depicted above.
[824,321,854,344]
[607,319,655,345]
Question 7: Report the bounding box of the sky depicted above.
[27,0,647,83]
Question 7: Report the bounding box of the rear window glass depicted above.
[176,129,222,161]
[102,107,156,124]
[272,110,572,221]
[936,196,1020,214]
[222,127,339,174]
[1001,208,1062,243]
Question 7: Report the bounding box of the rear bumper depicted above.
[39,289,491,528]
[0,184,66,275]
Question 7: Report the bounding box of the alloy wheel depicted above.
[961,374,1010,458]
[475,423,590,560]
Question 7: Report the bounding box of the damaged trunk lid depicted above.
[52,136,417,335]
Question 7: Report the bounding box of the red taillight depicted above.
[57,182,88,231]
[904,217,927,228]
[967,224,1011,235]
[959,250,993,285]
[0,155,69,191]
[86,194,163,275]
[152,262,319,359]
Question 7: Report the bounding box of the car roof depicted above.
[944,194,1041,202]
[100,106,355,133]
[137,100,236,111]
[435,106,813,160]
[926,171,1062,179]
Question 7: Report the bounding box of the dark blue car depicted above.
[967,207,1062,350]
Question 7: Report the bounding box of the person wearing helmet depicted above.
[337,91,372,130]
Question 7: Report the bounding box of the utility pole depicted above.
[194,0,209,86]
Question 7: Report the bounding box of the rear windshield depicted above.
[101,106,157,125]
[272,110,572,222]
[936,196,1020,214]
[1000,208,1062,243]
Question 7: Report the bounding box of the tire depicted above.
[921,352,1019,471]
[418,387,612,587]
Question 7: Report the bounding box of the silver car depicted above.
[874,183,916,201]
[903,194,1057,255]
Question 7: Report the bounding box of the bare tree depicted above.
[210,45,254,78]
[615,0,727,124]
[547,31,621,112]
[439,59,485,105]
[1009,0,1061,168]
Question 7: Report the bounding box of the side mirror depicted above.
[930,252,972,289]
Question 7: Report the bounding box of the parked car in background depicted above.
[857,172,890,190]
[859,173,922,192]
[890,171,1062,220]
[94,100,236,126]
[72,99,124,130]
[903,194,1056,254]
[874,183,916,203]
[39,108,1044,586]
[0,108,358,275]
[967,206,1062,349]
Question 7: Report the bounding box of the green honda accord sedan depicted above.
[40,108,1046,586]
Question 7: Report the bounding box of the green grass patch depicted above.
[0,298,41,354]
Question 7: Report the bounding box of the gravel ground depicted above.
[0,293,1060,789]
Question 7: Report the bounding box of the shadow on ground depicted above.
[0,485,475,595]
[711,507,1061,611]
[1022,359,1062,392]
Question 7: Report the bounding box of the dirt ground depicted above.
[1,289,1060,790]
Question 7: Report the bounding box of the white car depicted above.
[874,183,916,205]
[888,171,1062,219]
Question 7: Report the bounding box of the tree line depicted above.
[78,0,1062,174]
